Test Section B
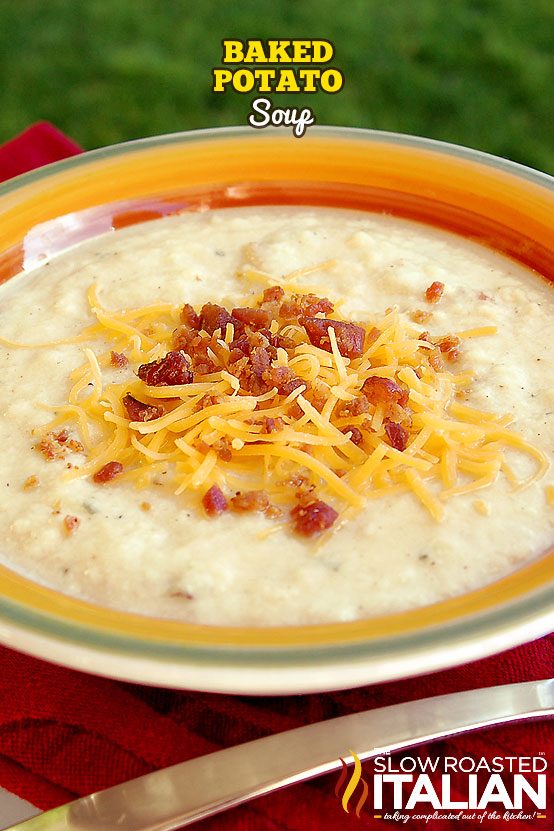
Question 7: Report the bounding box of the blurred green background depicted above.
[1,0,553,173]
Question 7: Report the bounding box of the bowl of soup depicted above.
[0,127,552,693]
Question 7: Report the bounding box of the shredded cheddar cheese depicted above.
[26,277,549,537]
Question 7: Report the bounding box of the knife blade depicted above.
[0,789,39,830]
[3,678,553,831]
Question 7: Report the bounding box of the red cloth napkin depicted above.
[0,122,81,179]
[0,123,552,831]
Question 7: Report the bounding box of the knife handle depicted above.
[8,678,554,830]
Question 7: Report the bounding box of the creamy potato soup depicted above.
[0,206,552,625]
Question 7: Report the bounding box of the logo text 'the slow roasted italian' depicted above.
[212,39,343,137]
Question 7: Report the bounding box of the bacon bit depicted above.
[93,461,124,484]
[230,489,270,512]
[231,307,271,329]
[140,501,151,511]
[279,299,302,319]
[436,334,461,353]
[309,381,328,413]
[110,350,128,368]
[202,484,228,517]
[279,293,334,319]
[228,333,250,360]
[123,393,164,422]
[385,421,409,451]
[35,437,61,460]
[138,350,193,386]
[259,416,284,434]
[362,376,409,408]
[298,293,334,317]
[265,505,284,519]
[194,359,217,375]
[286,400,303,420]
[180,303,201,329]
[173,322,218,374]
[230,343,273,395]
[253,329,277,350]
[23,475,39,490]
[42,430,84,456]
[250,345,272,380]
[68,439,84,453]
[269,332,296,351]
[35,430,73,460]
[262,286,284,303]
[411,309,431,324]
[342,425,363,446]
[228,356,249,382]
[200,303,242,336]
[434,334,461,363]
[425,281,445,303]
[291,500,338,536]
[63,515,80,535]
[232,329,275,361]
[213,436,233,462]
[263,365,306,395]
[302,317,365,359]
[173,324,203,353]
[337,395,370,418]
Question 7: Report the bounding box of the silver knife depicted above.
[3,678,553,830]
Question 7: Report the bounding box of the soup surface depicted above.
[0,206,552,625]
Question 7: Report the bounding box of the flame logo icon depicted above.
[335,751,370,818]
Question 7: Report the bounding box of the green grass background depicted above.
[1,0,553,173]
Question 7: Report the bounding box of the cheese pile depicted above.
[30,275,548,536]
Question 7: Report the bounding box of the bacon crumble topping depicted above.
[362,376,409,409]
[230,490,270,513]
[110,350,128,368]
[93,461,124,484]
[202,484,228,517]
[291,500,339,537]
[39,274,545,541]
[302,317,365,359]
[425,281,445,303]
[385,421,409,452]
[35,430,83,461]
[137,350,193,386]
[434,334,461,363]
[122,393,164,423]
